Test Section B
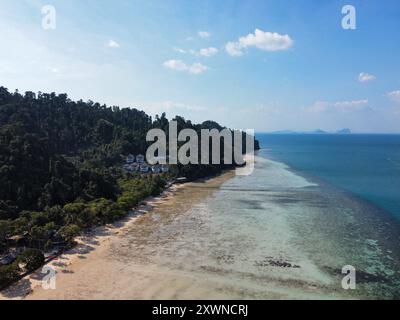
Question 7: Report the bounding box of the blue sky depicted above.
[1,0,399,132]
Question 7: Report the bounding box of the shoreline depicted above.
[0,170,236,300]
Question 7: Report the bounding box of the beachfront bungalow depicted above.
[123,164,132,171]
[140,163,149,173]
[136,154,145,163]
[6,233,28,247]
[0,247,25,266]
[123,163,141,173]
[176,177,188,184]
[0,253,16,266]
[151,165,161,174]
[126,154,135,164]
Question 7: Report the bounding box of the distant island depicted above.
[269,128,352,135]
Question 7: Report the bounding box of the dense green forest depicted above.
[0,86,259,287]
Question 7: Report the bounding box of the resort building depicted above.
[136,154,145,163]
[131,163,139,172]
[122,155,168,175]
[0,254,16,266]
[126,154,135,164]
[151,165,161,174]
[123,164,131,171]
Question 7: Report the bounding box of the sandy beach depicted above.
[0,172,236,300]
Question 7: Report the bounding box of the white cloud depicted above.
[107,40,120,48]
[358,72,376,82]
[334,100,369,110]
[199,47,218,57]
[225,42,244,57]
[387,90,400,103]
[173,47,218,58]
[309,100,370,113]
[163,59,187,72]
[198,31,211,38]
[163,59,209,74]
[188,62,209,74]
[174,47,187,54]
[226,29,293,57]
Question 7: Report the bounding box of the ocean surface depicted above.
[256,134,400,220]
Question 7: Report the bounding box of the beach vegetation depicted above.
[57,224,81,243]
[17,249,45,272]
[0,263,21,289]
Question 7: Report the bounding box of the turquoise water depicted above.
[256,134,400,220]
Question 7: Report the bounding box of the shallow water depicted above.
[109,156,400,299]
